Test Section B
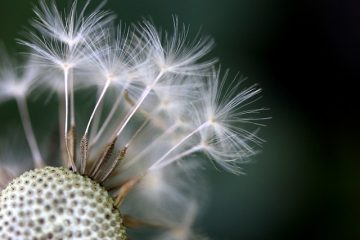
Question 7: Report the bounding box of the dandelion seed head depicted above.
[0,0,268,239]
[0,167,126,239]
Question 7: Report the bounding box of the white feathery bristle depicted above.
[137,18,217,76]
[83,25,134,87]
[32,0,114,48]
[19,32,85,72]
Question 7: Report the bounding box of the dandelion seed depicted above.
[0,48,44,168]
[0,1,268,239]
[148,70,267,174]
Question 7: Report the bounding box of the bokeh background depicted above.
[0,0,359,239]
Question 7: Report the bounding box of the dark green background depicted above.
[0,0,359,239]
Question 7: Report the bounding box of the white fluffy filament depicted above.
[115,70,164,137]
[84,79,111,136]
[149,121,210,171]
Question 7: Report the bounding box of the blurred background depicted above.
[0,0,359,239]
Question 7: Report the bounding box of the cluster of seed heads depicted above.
[0,0,267,239]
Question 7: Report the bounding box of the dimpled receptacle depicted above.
[0,166,127,240]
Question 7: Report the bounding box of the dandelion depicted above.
[0,1,267,239]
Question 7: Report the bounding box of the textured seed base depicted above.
[0,166,127,240]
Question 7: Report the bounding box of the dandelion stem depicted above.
[57,91,66,165]
[119,123,178,171]
[84,79,110,136]
[89,87,105,141]
[64,68,69,137]
[149,121,210,171]
[125,118,151,147]
[115,71,164,137]
[153,145,203,170]
[81,80,111,174]
[16,96,44,168]
[91,92,123,146]
[69,68,75,126]
[63,68,76,170]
